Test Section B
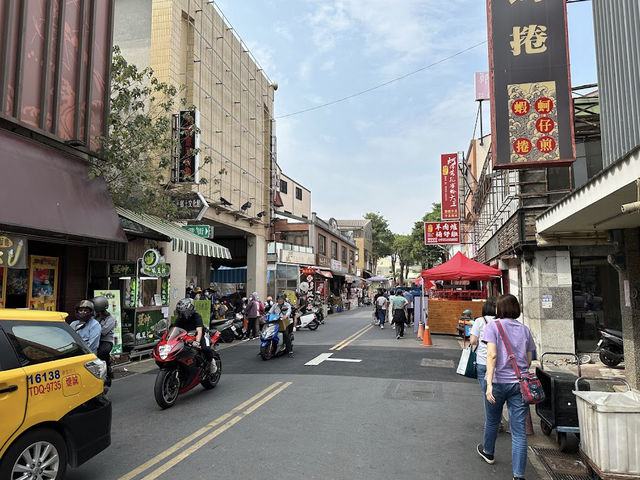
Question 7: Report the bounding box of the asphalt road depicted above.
[67,307,541,480]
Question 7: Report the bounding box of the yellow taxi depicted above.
[0,310,111,479]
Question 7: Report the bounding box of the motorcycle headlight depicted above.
[158,345,172,360]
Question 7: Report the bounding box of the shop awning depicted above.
[116,207,231,259]
[211,266,246,283]
[0,129,127,243]
[318,270,333,278]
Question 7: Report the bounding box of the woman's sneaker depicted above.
[476,444,495,464]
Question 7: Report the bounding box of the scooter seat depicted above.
[604,328,622,338]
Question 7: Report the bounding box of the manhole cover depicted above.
[420,358,455,368]
[385,381,443,402]
[530,447,591,480]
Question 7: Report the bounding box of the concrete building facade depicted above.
[336,220,374,277]
[114,0,276,299]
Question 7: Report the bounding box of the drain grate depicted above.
[530,446,591,480]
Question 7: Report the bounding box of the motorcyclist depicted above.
[173,297,215,373]
[70,300,101,355]
[92,296,116,386]
[270,293,294,358]
[294,291,310,328]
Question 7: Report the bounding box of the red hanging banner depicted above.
[441,154,459,220]
[424,222,461,245]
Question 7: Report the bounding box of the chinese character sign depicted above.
[178,109,200,182]
[487,0,575,169]
[475,72,490,101]
[424,222,460,245]
[441,154,459,220]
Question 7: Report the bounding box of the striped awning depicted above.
[117,207,231,259]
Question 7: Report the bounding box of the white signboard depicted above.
[542,295,553,309]
[279,249,316,265]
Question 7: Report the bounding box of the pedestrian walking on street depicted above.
[391,290,409,339]
[245,292,260,339]
[402,289,414,325]
[476,294,535,480]
[375,290,388,328]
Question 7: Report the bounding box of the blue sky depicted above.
[215,0,597,234]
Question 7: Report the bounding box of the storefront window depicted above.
[571,257,621,353]
[276,264,299,294]
[331,241,338,260]
[341,246,347,264]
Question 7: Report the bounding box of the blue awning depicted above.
[211,266,247,284]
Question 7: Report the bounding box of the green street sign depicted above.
[182,225,212,238]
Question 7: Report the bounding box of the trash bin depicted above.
[573,388,640,476]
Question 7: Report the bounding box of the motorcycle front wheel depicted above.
[599,349,622,367]
[201,352,222,389]
[307,320,319,331]
[260,341,275,361]
[154,369,180,409]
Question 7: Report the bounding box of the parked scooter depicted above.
[293,308,319,331]
[152,327,222,409]
[597,328,624,367]
[259,313,294,360]
[312,304,324,324]
[210,317,239,343]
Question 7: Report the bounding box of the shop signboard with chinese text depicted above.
[441,154,459,219]
[172,192,209,220]
[110,263,136,277]
[177,109,200,183]
[182,224,212,238]
[488,0,575,169]
[93,290,123,355]
[0,235,27,269]
[424,222,460,245]
[475,72,490,101]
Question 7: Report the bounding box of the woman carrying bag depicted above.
[476,294,536,480]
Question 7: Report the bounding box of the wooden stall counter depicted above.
[428,299,485,335]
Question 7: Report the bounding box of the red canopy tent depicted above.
[421,252,501,281]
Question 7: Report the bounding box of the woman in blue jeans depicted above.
[469,299,496,399]
[476,294,535,480]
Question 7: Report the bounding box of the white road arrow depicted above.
[305,353,362,366]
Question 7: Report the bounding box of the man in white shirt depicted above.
[375,291,388,329]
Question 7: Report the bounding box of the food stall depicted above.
[111,249,171,352]
[421,252,501,335]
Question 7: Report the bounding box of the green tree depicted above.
[393,234,414,284]
[410,203,448,269]
[364,212,394,270]
[92,47,223,217]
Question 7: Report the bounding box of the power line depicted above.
[276,40,488,119]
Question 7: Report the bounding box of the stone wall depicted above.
[521,249,575,354]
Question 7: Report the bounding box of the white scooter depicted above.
[294,309,320,331]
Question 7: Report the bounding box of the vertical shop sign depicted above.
[28,256,59,310]
[475,72,491,101]
[441,154,459,220]
[424,222,461,245]
[94,290,123,355]
[488,0,575,169]
[178,109,200,182]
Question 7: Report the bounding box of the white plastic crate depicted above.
[573,390,640,476]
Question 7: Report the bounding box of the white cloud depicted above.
[274,24,293,41]
[298,59,313,80]
[320,59,336,71]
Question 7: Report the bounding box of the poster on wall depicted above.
[195,300,212,328]
[94,290,123,355]
[487,0,575,169]
[424,222,461,245]
[28,256,58,311]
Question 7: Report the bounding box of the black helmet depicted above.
[92,296,109,314]
[75,300,95,322]
[176,297,195,318]
[276,293,286,302]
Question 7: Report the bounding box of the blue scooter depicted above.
[259,314,293,360]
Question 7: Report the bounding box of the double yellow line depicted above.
[330,324,373,351]
[119,381,291,480]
